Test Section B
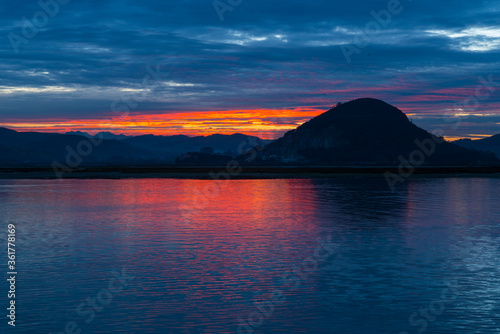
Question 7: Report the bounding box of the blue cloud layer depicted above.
[1,0,499,136]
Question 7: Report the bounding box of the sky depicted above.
[1,0,500,140]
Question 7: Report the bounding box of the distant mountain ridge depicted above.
[453,135,500,159]
[1,98,498,166]
[0,127,151,166]
[0,127,271,166]
[66,131,130,140]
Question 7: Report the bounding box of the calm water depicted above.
[1,177,500,333]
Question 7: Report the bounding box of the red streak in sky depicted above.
[0,108,324,139]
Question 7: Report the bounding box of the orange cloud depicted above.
[0,108,324,139]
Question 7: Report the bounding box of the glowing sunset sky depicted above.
[1,0,500,140]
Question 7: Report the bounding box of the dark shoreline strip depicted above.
[0,166,500,179]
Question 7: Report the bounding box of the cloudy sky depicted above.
[1,0,499,139]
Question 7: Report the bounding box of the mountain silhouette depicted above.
[0,127,152,165]
[0,128,270,166]
[66,131,130,140]
[255,98,497,165]
[0,98,497,167]
[123,133,270,159]
[453,134,500,159]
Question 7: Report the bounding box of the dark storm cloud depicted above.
[0,0,499,135]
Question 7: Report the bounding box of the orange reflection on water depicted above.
[178,179,319,233]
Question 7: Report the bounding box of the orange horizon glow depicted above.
[0,108,493,141]
[0,108,324,140]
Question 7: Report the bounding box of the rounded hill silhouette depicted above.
[258,98,497,165]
